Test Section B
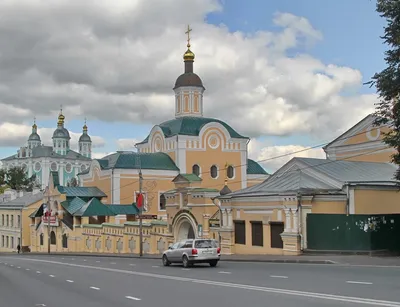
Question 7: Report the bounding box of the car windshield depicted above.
[194,240,217,248]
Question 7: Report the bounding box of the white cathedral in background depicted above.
[1,110,92,188]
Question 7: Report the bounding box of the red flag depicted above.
[136,193,144,209]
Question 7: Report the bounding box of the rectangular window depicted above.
[1,214,3,226]
[10,215,13,227]
[270,222,284,249]
[1,235,4,247]
[251,221,263,247]
[159,192,166,211]
[6,215,9,227]
[17,215,21,228]
[234,220,246,245]
[11,237,14,249]
[18,237,21,246]
[6,236,9,248]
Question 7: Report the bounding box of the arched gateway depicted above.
[173,210,198,241]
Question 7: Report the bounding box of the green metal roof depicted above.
[138,116,248,144]
[74,198,116,217]
[61,197,87,215]
[165,187,219,194]
[57,186,107,198]
[247,159,268,175]
[173,173,202,182]
[108,204,139,215]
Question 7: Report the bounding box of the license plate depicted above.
[203,250,213,254]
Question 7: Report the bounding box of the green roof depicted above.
[57,186,107,198]
[108,204,139,215]
[61,197,87,215]
[80,152,179,175]
[165,187,219,194]
[74,198,116,217]
[138,116,248,144]
[173,173,202,182]
[247,159,268,175]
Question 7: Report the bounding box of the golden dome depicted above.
[183,44,195,61]
[32,123,37,130]
[83,124,88,132]
[58,113,65,125]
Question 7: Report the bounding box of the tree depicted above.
[2,166,39,191]
[369,0,400,180]
[67,177,79,187]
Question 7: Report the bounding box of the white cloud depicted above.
[116,138,140,151]
[92,152,116,159]
[248,139,326,173]
[0,122,105,149]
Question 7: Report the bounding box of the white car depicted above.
[162,239,221,268]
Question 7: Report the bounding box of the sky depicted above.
[0,0,387,173]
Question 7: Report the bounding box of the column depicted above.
[292,209,299,233]
[227,209,233,228]
[222,209,228,228]
[284,209,291,232]
[203,214,210,237]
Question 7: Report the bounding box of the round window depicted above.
[210,165,218,179]
[34,162,41,172]
[51,162,58,171]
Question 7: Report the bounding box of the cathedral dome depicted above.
[52,127,70,139]
[28,132,41,141]
[174,72,204,90]
[79,133,91,142]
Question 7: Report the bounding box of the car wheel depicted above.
[209,260,218,267]
[182,255,191,268]
[162,255,170,266]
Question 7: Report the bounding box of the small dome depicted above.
[174,72,204,89]
[220,184,232,196]
[183,47,195,61]
[79,134,91,142]
[28,132,41,141]
[52,127,70,139]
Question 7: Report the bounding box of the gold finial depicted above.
[32,117,37,130]
[183,25,195,61]
[58,105,65,125]
[83,117,88,132]
[224,162,229,184]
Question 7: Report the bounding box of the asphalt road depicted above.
[1,254,400,307]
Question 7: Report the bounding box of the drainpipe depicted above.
[297,192,303,251]
[345,182,349,216]
[20,208,23,252]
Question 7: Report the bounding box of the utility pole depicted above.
[139,169,143,257]
[47,191,51,254]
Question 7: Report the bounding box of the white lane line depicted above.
[36,271,41,274]
[270,275,288,279]
[346,281,373,285]
[152,265,160,268]
[49,275,55,278]
[96,261,100,263]
[129,264,136,266]
[182,268,191,271]
[125,296,141,301]
[218,271,231,274]
[61,258,64,260]
[110,262,116,265]
[66,280,74,283]
[83,259,87,262]
[71,258,75,260]
[90,286,100,290]
[12,257,400,307]
[26,268,30,271]
[10,264,14,267]
[17,266,21,269]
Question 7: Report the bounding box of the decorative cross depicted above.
[185,25,192,46]
[60,104,63,114]
[84,117,87,125]
[33,116,36,124]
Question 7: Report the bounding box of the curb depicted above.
[0,252,337,264]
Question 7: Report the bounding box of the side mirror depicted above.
[168,245,173,250]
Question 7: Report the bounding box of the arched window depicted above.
[62,234,68,248]
[192,164,200,176]
[227,165,234,179]
[50,231,56,245]
[40,234,44,246]
[210,165,218,179]
[159,194,166,211]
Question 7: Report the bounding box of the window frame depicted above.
[250,221,264,247]
[210,165,219,179]
[234,220,246,245]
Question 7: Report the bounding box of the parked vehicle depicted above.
[162,239,221,268]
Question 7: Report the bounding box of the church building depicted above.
[1,111,93,189]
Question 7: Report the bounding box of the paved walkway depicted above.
[2,252,400,266]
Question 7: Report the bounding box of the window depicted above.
[1,214,3,226]
[270,222,284,249]
[159,193,166,211]
[210,165,218,179]
[6,236,9,248]
[62,234,68,248]
[10,215,13,227]
[50,231,56,245]
[1,235,4,247]
[6,215,9,227]
[192,164,200,176]
[17,215,20,228]
[194,239,217,248]
[251,221,263,247]
[182,241,193,248]
[234,220,246,245]
[18,237,20,247]
[11,237,14,249]
[40,234,44,246]
[227,165,234,179]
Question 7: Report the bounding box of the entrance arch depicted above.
[173,211,198,241]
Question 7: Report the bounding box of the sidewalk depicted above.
[2,252,400,266]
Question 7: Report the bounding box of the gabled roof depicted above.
[247,159,268,175]
[0,191,44,209]
[57,186,107,198]
[61,197,87,215]
[172,173,202,183]
[74,198,115,217]
[137,116,248,144]
[108,204,139,215]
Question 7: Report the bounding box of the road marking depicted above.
[35,304,46,306]
[270,275,288,279]
[66,280,74,283]
[152,265,160,268]
[129,264,136,266]
[61,258,64,260]
[90,286,100,290]
[346,281,373,285]
[218,271,231,274]
[96,261,100,263]
[83,259,87,262]
[26,268,30,271]
[110,262,116,265]
[36,271,41,274]
[125,296,141,301]
[71,258,75,260]
[49,275,55,278]
[182,268,191,271]
[17,266,21,269]
[10,264,14,267]
[11,257,400,307]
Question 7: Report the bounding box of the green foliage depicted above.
[67,177,79,187]
[369,0,400,180]
[1,166,39,191]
